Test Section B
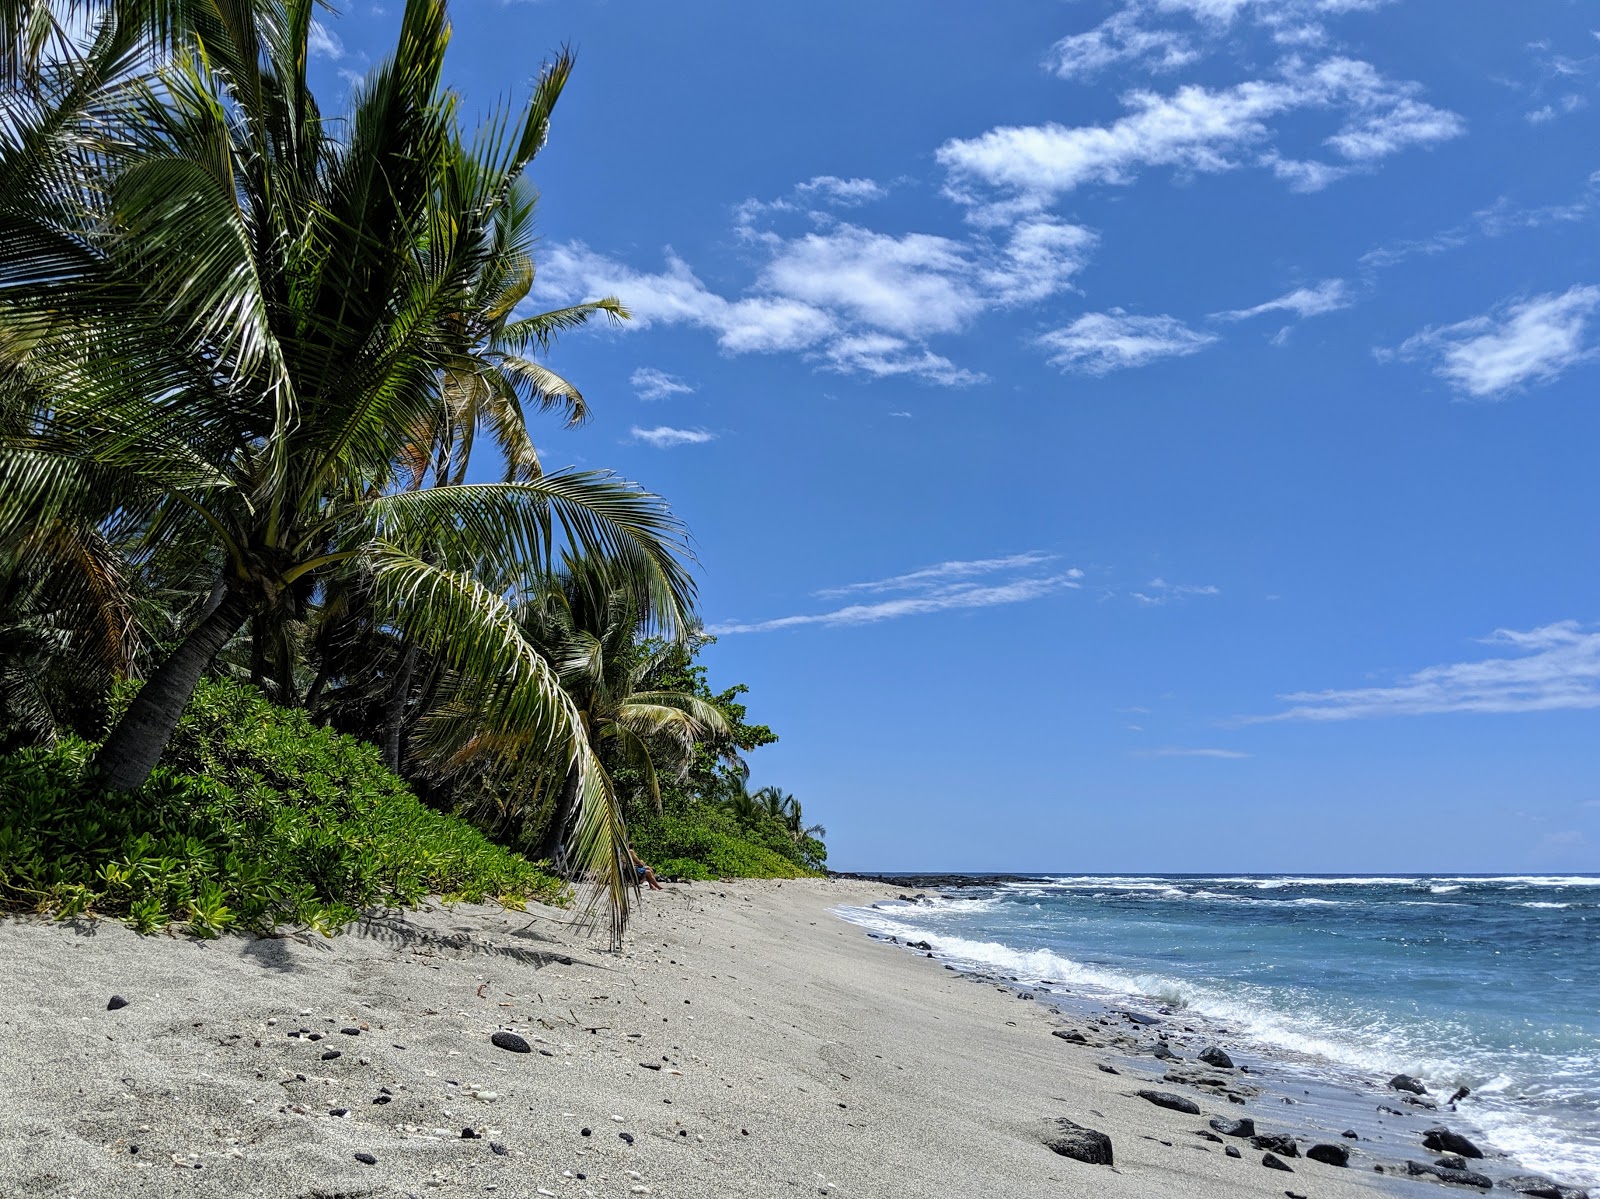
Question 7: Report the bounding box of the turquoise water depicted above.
[838,874,1600,1185]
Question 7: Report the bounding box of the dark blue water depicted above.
[839,874,1600,1184]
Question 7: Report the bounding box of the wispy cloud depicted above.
[1134,747,1253,759]
[1130,578,1221,605]
[630,425,717,449]
[1039,310,1216,374]
[815,552,1061,598]
[794,175,888,205]
[710,553,1080,634]
[1388,285,1600,398]
[1526,95,1587,124]
[1214,279,1351,321]
[308,20,343,59]
[1048,0,1396,82]
[1259,621,1600,721]
[629,367,695,401]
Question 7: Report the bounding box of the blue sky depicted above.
[315,1,1600,872]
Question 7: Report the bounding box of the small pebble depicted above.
[321,1050,341,1061]
[580,1128,592,1137]
[619,1132,635,1145]
[341,1027,361,1036]
[461,1128,479,1139]
[490,1142,509,1156]
[106,995,129,1011]
[354,1151,377,1165]
[330,1108,349,1118]
[490,1031,531,1054]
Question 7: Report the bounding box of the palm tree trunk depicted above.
[381,640,419,773]
[537,762,582,870]
[95,589,253,792]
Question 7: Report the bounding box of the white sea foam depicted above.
[1253,877,1413,888]
[1522,902,1572,909]
[1433,876,1600,887]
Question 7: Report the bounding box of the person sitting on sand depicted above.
[629,847,663,890]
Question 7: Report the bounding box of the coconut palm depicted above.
[753,785,825,845]
[0,0,691,936]
[420,559,733,869]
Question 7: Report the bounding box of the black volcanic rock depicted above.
[1424,1126,1484,1159]
[491,1031,532,1054]
[1499,1175,1591,1199]
[1308,1143,1350,1167]
[1042,1118,1114,1166]
[1408,1160,1492,1188]
[1199,1045,1235,1069]
[1390,1073,1429,1095]
[1251,1133,1299,1157]
[1210,1116,1256,1138]
[1138,1090,1200,1115]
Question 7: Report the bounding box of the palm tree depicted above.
[420,560,733,868]
[0,0,691,935]
[753,785,825,845]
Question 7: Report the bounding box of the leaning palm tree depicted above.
[0,0,690,936]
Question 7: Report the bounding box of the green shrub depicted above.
[630,808,815,881]
[0,679,566,935]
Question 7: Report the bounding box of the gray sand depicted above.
[0,879,1394,1198]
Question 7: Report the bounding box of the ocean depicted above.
[837,873,1600,1186]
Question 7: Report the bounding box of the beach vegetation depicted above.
[0,678,564,935]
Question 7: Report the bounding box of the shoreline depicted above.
[0,878,1576,1198]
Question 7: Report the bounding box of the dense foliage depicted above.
[0,0,826,933]
[0,679,565,935]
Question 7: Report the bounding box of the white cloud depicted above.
[816,552,1062,598]
[937,57,1461,211]
[1135,746,1253,759]
[629,367,694,401]
[1392,285,1600,398]
[708,576,1081,635]
[1526,95,1588,125]
[794,175,887,205]
[1130,577,1222,605]
[1324,96,1464,161]
[1215,278,1351,321]
[1049,8,1199,80]
[629,425,717,449]
[711,553,1080,634]
[537,244,837,355]
[819,333,986,385]
[1262,622,1600,720]
[537,204,1090,385]
[308,21,343,59]
[1039,310,1217,374]
[1262,153,1356,192]
[758,225,982,337]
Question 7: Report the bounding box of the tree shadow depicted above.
[354,912,598,970]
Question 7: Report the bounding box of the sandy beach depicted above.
[1,878,1411,1199]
